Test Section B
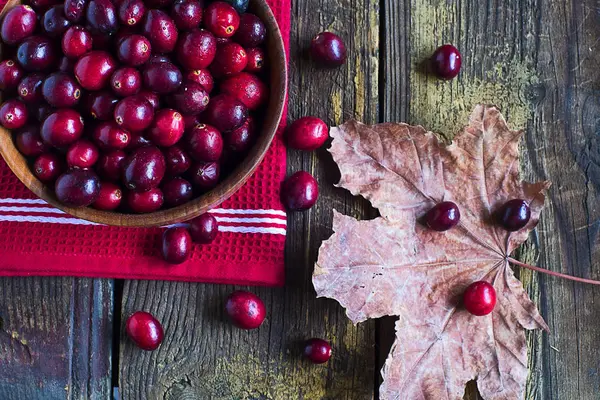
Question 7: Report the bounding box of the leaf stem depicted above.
[507,257,600,285]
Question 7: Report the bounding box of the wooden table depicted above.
[1,0,599,398]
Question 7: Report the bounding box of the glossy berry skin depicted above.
[114,95,154,132]
[138,91,161,110]
[142,62,182,94]
[126,133,152,150]
[162,177,192,207]
[176,29,217,70]
[463,281,496,316]
[210,42,247,77]
[225,290,265,329]
[110,67,142,97]
[220,72,268,111]
[33,153,64,182]
[171,0,203,30]
[1,5,37,45]
[497,199,531,232]
[304,338,332,364]
[125,311,164,351]
[96,149,126,181]
[164,145,191,176]
[41,109,84,147]
[86,0,119,34]
[204,2,240,38]
[147,109,185,147]
[92,181,122,210]
[142,10,178,54]
[424,201,460,231]
[66,139,99,168]
[225,117,255,153]
[118,0,145,26]
[42,5,71,38]
[127,188,164,213]
[281,171,319,211]
[74,51,117,90]
[64,0,87,22]
[0,99,28,129]
[15,126,48,157]
[162,227,192,263]
[186,124,223,162]
[310,32,347,67]
[286,116,328,151]
[84,91,119,120]
[431,44,461,80]
[222,0,247,13]
[0,60,23,91]
[17,36,58,72]
[55,169,101,207]
[92,121,130,150]
[233,14,265,48]
[117,35,152,67]
[61,25,93,59]
[204,94,248,132]
[185,68,214,93]
[188,161,219,190]
[169,82,210,115]
[244,47,266,73]
[188,213,218,243]
[122,146,166,191]
[42,73,82,108]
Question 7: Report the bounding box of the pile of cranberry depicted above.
[0,0,269,212]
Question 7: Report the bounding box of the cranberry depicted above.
[225,290,265,329]
[210,42,247,77]
[162,177,192,207]
[186,124,223,162]
[463,281,496,316]
[244,47,266,73]
[0,99,28,129]
[304,338,332,364]
[148,54,171,64]
[147,109,184,147]
[114,25,138,45]
[15,125,48,157]
[122,146,166,191]
[204,94,248,132]
[17,35,58,71]
[18,73,45,103]
[42,72,82,108]
[64,0,87,22]
[74,51,117,90]
[281,171,319,211]
[84,90,119,120]
[92,121,130,150]
[220,72,268,111]
[29,0,63,13]
[221,0,247,13]
[233,14,265,48]
[1,5,37,45]
[185,68,214,93]
[204,2,240,38]
[96,149,126,181]
[33,103,54,122]
[118,0,145,26]
[161,226,192,263]
[310,32,347,67]
[169,82,210,115]
[497,199,531,231]
[57,56,74,72]
[86,0,119,34]
[126,187,164,213]
[431,44,461,80]
[61,25,92,59]
[171,0,203,30]
[41,110,83,148]
[117,35,152,67]
[138,90,161,110]
[176,29,217,70]
[42,5,71,38]
[92,181,122,210]
[110,67,142,97]
[126,133,152,150]
[188,213,218,243]
[125,311,164,351]
[33,152,64,182]
[113,95,154,132]
[66,139,99,169]
[286,116,328,151]
[142,61,182,94]
[164,145,191,176]
[188,161,219,190]
[424,201,460,231]
[142,10,178,54]
[55,168,101,207]
[224,117,255,153]
[182,114,199,131]
[0,60,23,91]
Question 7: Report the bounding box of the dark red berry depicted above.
[210,42,247,77]
[1,5,37,45]
[171,0,203,30]
[463,281,496,316]
[42,5,71,38]
[224,116,255,153]
[110,67,142,97]
[186,124,223,162]
[64,0,87,22]
[188,213,218,243]
[142,10,178,54]
[431,44,461,80]
[17,35,58,72]
[147,109,184,147]
[0,60,23,91]
[168,81,210,115]
[122,146,166,191]
[138,90,161,110]
[41,109,83,147]
[225,290,265,329]
[204,94,247,132]
[497,199,531,232]
[86,0,119,34]
[92,181,122,210]
[233,13,265,48]
[221,0,247,13]
[127,187,164,213]
[220,72,268,111]
[74,51,117,90]
[185,68,214,93]
[204,2,240,38]
[286,116,328,151]
[148,54,171,64]
[142,61,182,94]
[96,149,126,181]
[66,139,99,168]
[117,34,152,67]
[55,168,101,207]
[304,338,332,364]
[161,227,191,263]
[33,152,64,182]
[15,125,48,157]
[215,36,230,47]
[164,145,191,176]
[424,201,460,231]
[310,32,347,67]
[42,72,82,107]
[188,161,219,190]
[162,177,192,207]
[118,0,145,27]
[281,171,318,211]
[176,29,217,70]
[182,114,199,130]
[126,133,152,150]
[0,99,28,129]
[114,95,154,132]
[244,47,266,73]
[29,0,63,13]
[92,121,130,150]
[61,25,92,59]
[84,90,119,120]
[125,311,164,351]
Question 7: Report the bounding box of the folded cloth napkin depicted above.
[0,0,290,287]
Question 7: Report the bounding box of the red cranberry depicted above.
[42,72,82,108]
[92,181,122,210]
[233,13,265,48]
[17,74,43,104]
[122,146,166,191]
[221,0,247,13]
[15,125,48,157]
[142,61,182,94]
[224,117,255,153]
[204,2,240,38]
[171,0,203,30]
[86,0,119,34]
[74,51,117,90]
[0,99,28,129]
[169,82,210,115]
[281,171,319,211]
[220,72,268,111]
[42,5,71,38]
[186,124,223,162]
[162,177,192,207]
[185,68,214,93]
[0,60,23,91]
[33,152,64,182]
[118,0,145,26]
[244,47,266,73]
[164,145,191,176]
[162,226,191,263]
[55,168,101,207]
[497,199,531,232]
[310,32,347,67]
[84,90,119,120]
[96,149,126,181]
[304,338,332,364]
[92,121,130,150]
[66,139,99,168]
[117,34,152,66]
[61,25,92,59]
[286,116,328,151]
[138,90,161,110]
[41,109,83,147]
[114,95,154,132]
[210,42,247,77]
[463,281,496,316]
[176,29,217,70]
[64,0,87,22]
[188,213,218,243]
[125,311,164,351]
[33,103,54,122]
[225,290,265,329]
[110,67,142,97]
[127,187,164,213]
[188,161,219,190]
[431,44,461,80]
[126,133,152,150]
[147,109,184,147]
[142,10,178,54]
[424,201,460,231]
[17,35,58,72]
[1,5,37,45]
[204,94,248,132]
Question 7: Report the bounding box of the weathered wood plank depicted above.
[0,277,113,400]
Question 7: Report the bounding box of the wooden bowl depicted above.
[0,0,287,227]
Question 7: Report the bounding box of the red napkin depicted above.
[0,0,290,287]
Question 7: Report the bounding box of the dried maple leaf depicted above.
[313,105,551,400]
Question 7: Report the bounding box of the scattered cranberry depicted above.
[118,0,145,26]
[188,213,218,243]
[204,94,248,132]
[204,1,240,38]
[122,146,166,191]
[233,13,265,48]
[55,168,101,207]
[17,73,44,103]
[125,311,164,351]
[61,26,93,59]
[162,226,192,263]
[15,125,48,157]
[497,199,531,232]
[171,0,203,31]
[74,51,117,90]
[92,121,130,150]
[117,34,152,67]
[310,32,347,67]
[164,145,191,176]
[169,81,210,115]
[42,72,82,108]
[96,149,126,181]
[147,109,185,147]
[41,109,84,147]
[66,139,99,168]
[17,35,58,72]
[225,290,265,329]
[0,60,23,91]
[424,201,460,231]
[431,44,461,80]
[86,0,119,34]
[142,9,178,53]
[0,99,28,129]
[162,177,193,207]
[110,67,142,97]
[186,124,223,162]
[188,161,219,190]
[185,68,214,93]
[281,171,319,211]
[33,152,64,182]
[114,95,154,132]
[41,5,71,38]
[84,91,119,120]
[210,42,247,77]
[286,116,328,151]
[463,281,496,316]
[92,181,122,210]
[176,29,217,70]
[245,47,266,73]
[127,187,164,213]
[220,72,268,111]
[1,5,38,45]
[304,338,332,364]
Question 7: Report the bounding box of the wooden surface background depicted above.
[1,0,599,399]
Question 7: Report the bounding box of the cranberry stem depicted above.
[507,257,600,285]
